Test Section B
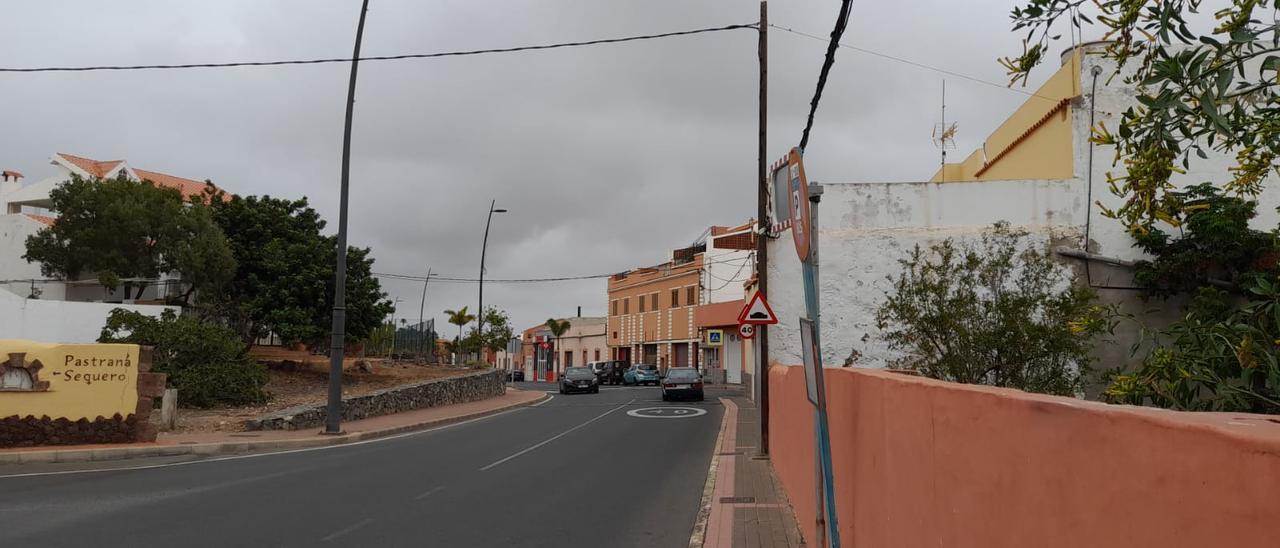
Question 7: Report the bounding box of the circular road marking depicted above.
[626,406,708,419]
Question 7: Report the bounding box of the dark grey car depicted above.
[560,367,599,394]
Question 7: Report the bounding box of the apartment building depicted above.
[607,222,755,374]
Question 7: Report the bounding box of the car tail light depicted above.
[693,382,703,389]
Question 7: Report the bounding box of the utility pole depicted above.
[324,0,370,435]
[418,267,432,359]
[756,0,771,456]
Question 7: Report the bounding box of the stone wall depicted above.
[246,369,505,431]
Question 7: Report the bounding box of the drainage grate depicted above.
[720,496,756,504]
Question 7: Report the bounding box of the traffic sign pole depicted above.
[794,158,840,547]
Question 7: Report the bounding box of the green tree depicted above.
[1001,0,1280,233]
[444,307,477,361]
[478,307,515,356]
[1101,185,1280,413]
[875,223,1111,396]
[23,174,234,302]
[206,193,392,346]
[99,308,268,408]
[545,318,572,375]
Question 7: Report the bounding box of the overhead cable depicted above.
[0,23,756,73]
[771,24,1057,102]
[373,255,756,285]
[798,0,855,151]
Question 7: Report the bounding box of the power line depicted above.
[771,24,1057,102]
[373,255,757,285]
[0,23,756,73]
[798,0,855,151]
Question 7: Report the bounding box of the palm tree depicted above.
[444,307,476,364]
[545,318,571,377]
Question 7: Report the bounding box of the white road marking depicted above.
[478,399,635,471]
[531,394,555,406]
[413,486,445,500]
[0,404,533,480]
[627,407,708,419]
[320,518,373,542]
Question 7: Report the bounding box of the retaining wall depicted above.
[768,365,1280,547]
[246,369,505,431]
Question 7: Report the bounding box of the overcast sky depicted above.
[2,0,1066,334]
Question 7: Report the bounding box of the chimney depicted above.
[1,171,23,212]
[577,306,582,317]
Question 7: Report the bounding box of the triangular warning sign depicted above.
[738,293,779,325]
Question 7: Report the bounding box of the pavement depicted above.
[707,394,807,548]
[0,387,548,465]
[0,382,730,547]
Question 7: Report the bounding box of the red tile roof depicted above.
[132,168,214,200]
[57,153,123,178]
[695,299,746,328]
[2,170,22,179]
[23,213,56,226]
[57,153,219,200]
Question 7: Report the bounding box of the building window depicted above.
[671,288,679,307]
[686,286,695,305]
[624,298,629,314]
[612,300,617,315]
[639,295,646,313]
[594,349,600,361]
[650,293,657,311]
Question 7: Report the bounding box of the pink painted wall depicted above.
[768,365,1280,547]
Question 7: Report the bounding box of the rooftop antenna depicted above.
[932,80,958,182]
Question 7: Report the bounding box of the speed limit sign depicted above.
[738,323,756,339]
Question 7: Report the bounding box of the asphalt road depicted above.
[0,383,725,548]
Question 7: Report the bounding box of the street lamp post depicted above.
[323,0,371,435]
[477,200,507,364]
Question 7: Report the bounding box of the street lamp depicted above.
[477,200,507,365]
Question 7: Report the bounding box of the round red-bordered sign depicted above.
[738,323,756,339]
[786,147,811,261]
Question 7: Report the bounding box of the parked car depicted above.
[560,366,599,394]
[623,363,660,386]
[511,369,525,382]
[589,360,628,385]
[661,367,704,401]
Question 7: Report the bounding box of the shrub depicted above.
[99,309,268,408]
[875,222,1112,396]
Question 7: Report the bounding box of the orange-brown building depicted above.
[607,250,703,368]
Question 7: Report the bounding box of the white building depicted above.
[764,42,1280,373]
[0,153,205,342]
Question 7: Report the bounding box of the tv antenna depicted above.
[932,80,958,182]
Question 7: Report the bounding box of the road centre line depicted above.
[478,399,635,471]
[413,486,445,500]
[320,518,373,542]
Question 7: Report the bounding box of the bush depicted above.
[875,222,1112,396]
[99,309,268,408]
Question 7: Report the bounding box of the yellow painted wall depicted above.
[930,49,1081,182]
[0,340,140,420]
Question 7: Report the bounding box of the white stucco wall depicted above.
[704,246,752,305]
[766,179,1084,368]
[0,287,177,343]
[0,214,67,300]
[765,44,1280,371]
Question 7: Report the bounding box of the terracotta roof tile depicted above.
[56,153,220,201]
[132,168,216,200]
[57,152,123,178]
[23,213,56,226]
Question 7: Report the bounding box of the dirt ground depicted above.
[159,347,475,434]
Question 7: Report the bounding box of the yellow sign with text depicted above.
[0,340,140,421]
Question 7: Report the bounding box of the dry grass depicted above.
[161,347,474,434]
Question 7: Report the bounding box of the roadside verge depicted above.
[0,388,546,465]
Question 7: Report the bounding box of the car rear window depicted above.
[666,369,699,381]
[637,364,657,372]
